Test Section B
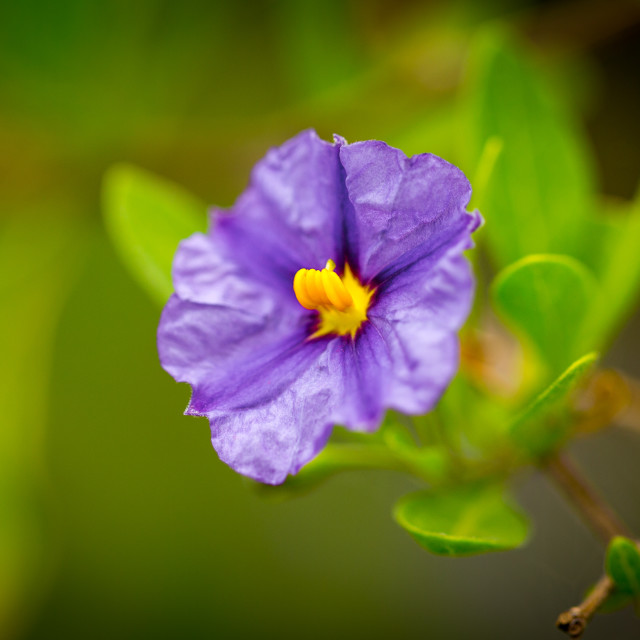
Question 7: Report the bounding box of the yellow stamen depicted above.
[293,262,374,339]
[313,269,331,305]
[306,269,323,302]
[292,270,315,309]
[322,269,350,310]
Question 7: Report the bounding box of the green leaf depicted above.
[582,191,640,348]
[102,164,207,305]
[465,27,594,267]
[510,353,598,455]
[492,254,597,376]
[394,483,529,556]
[606,537,640,596]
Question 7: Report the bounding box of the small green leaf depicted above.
[102,164,207,305]
[492,254,597,376]
[510,353,598,455]
[606,537,640,596]
[465,27,594,268]
[394,483,529,556]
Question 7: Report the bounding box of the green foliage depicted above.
[393,483,529,556]
[432,373,511,457]
[102,164,207,306]
[466,27,594,268]
[492,254,597,376]
[606,537,640,597]
[5,0,640,635]
[509,353,598,455]
[467,28,640,357]
[581,192,640,348]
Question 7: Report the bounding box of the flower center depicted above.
[293,260,374,338]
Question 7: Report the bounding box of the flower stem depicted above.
[544,453,631,543]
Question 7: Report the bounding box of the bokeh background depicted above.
[2,1,640,638]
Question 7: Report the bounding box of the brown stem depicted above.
[544,453,631,543]
[556,575,614,638]
[547,454,634,637]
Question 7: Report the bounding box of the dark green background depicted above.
[2,1,639,638]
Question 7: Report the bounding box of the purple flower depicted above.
[158,130,480,484]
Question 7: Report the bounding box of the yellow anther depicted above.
[305,269,323,303]
[293,262,374,339]
[292,270,315,310]
[322,269,352,311]
[294,266,349,311]
[313,269,331,305]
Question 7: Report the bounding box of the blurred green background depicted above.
[2,1,640,638]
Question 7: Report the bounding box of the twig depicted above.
[545,454,632,637]
[544,453,631,543]
[556,575,614,638]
